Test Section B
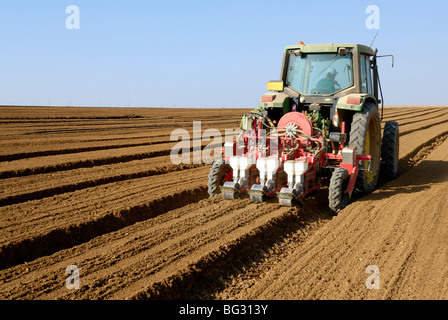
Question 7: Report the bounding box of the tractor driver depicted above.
[316,67,340,93]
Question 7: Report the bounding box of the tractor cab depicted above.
[255,43,380,128]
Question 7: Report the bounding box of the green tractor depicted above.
[208,42,398,213]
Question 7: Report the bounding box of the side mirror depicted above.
[377,54,394,68]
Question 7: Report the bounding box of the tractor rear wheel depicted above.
[328,167,350,214]
[349,102,381,193]
[207,158,232,197]
[381,121,400,179]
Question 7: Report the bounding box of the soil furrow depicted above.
[0,148,171,179]
[381,108,445,122]
[128,207,298,300]
[0,130,238,161]
[0,197,252,299]
[0,140,168,162]
[0,142,220,179]
[0,163,203,206]
[399,116,448,136]
[18,120,239,135]
[0,185,207,270]
[0,167,210,269]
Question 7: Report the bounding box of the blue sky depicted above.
[0,0,446,107]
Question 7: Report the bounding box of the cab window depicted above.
[360,54,373,94]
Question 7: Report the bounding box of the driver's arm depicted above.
[334,79,340,89]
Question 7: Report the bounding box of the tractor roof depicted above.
[284,43,376,56]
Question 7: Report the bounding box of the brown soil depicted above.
[0,105,446,300]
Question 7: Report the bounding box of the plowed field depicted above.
[0,106,446,300]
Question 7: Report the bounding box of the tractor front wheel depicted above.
[328,167,350,215]
[207,158,232,197]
